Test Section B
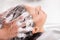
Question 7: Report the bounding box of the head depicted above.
[4,5,34,40]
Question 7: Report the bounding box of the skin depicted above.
[0,14,18,40]
[25,5,47,34]
[0,5,47,40]
[0,20,18,40]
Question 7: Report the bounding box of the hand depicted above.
[0,13,18,40]
[0,7,25,40]
[25,5,47,34]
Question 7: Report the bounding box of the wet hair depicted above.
[6,5,25,20]
[12,32,42,40]
[5,5,42,40]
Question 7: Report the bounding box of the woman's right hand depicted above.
[0,12,18,40]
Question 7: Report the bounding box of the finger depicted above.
[11,23,18,30]
[9,24,18,37]
[9,25,18,37]
[9,31,17,39]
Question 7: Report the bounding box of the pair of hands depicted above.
[0,5,46,40]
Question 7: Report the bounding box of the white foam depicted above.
[5,14,13,23]
[17,33,27,38]
[21,12,29,18]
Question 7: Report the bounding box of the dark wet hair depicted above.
[11,32,42,40]
[6,5,26,20]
